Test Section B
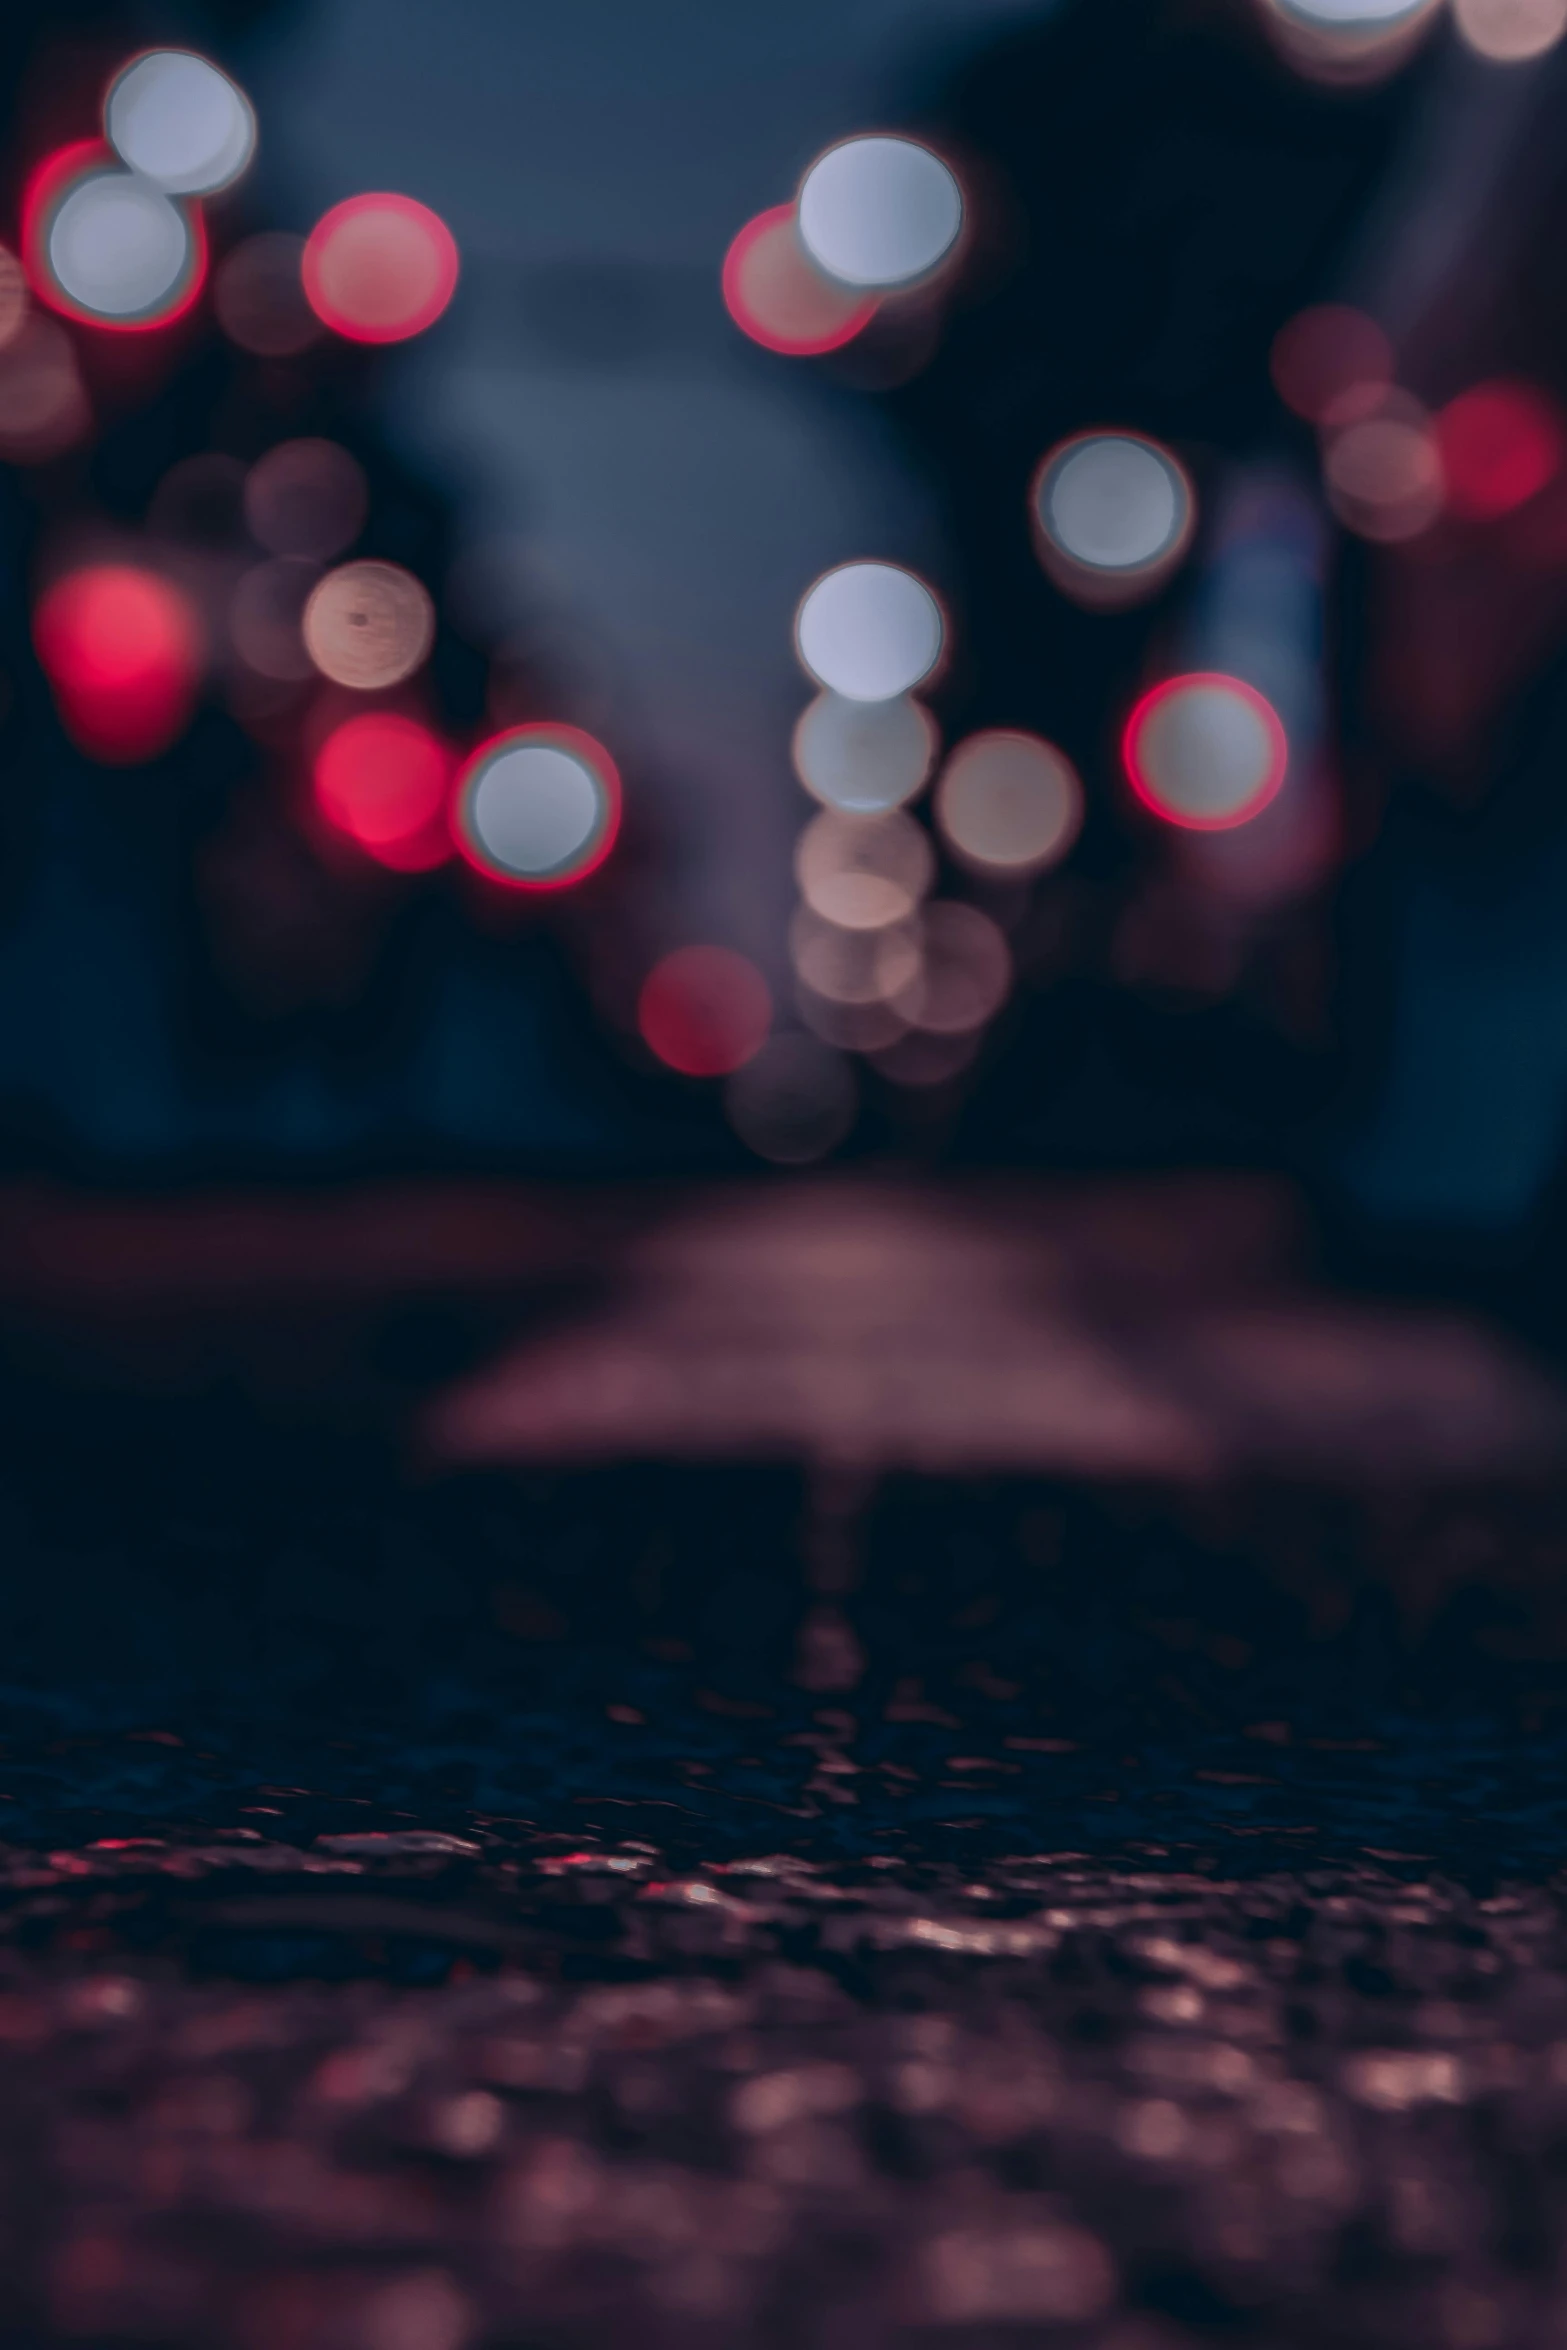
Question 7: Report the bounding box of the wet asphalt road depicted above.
[3,1387,1567,2346]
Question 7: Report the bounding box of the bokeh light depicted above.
[890,902,1011,1036]
[453,724,620,891]
[935,731,1083,878]
[25,145,204,331]
[302,194,459,344]
[639,946,772,1077]
[34,564,202,763]
[104,50,256,196]
[789,904,921,1005]
[0,247,28,352]
[245,440,368,561]
[1452,0,1567,57]
[792,690,938,813]
[797,136,963,291]
[868,1027,982,1089]
[314,712,451,871]
[150,453,247,550]
[302,561,434,691]
[722,206,877,356]
[726,1034,858,1164]
[214,233,322,357]
[796,808,936,931]
[0,318,89,461]
[795,983,909,1053]
[1270,304,1393,428]
[1031,432,1194,607]
[230,559,317,681]
[1272,0,1431,22]
[795,562,944,702]
[1435,381,1564,520]
[1123,674,1288,832]
[1324,402,1445,541]
[1259,0,1441,80]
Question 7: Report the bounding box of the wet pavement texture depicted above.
[5,1386,1567,2347]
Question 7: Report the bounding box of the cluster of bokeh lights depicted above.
[106,51,256,195]
[21,53,259,334]
[747,100,1567,1165]
[724,134,963,358]
[1269,301,1567,547]
[4,40,706,1176]
[25,144,206,332]
[312,705,631,903]
[721,209,875,359]
[20,50,459,354]
[26,23,1567,1174]
[1258,0,1567,79]
[773,549,980,1141]
[770,537,1096,1144]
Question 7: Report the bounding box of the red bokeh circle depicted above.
[722,205,877,357]
[1122,672,1289,834]
[314,712,452,871]
[34,564,202,762]
[1270,304,1392,430]
[302,193,459,344]
[1436,380,1565,522]
[638,946,773,1077]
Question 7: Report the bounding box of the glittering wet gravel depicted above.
[13,1841,1567,2347]
[6,1418,1567,2344]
